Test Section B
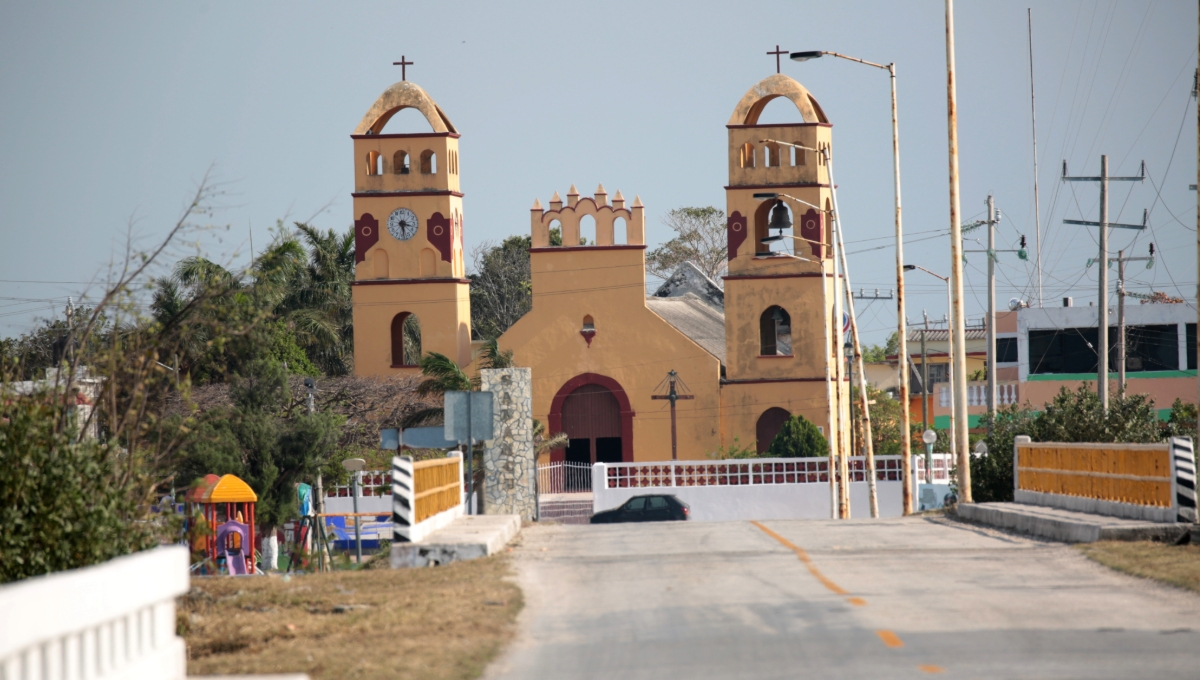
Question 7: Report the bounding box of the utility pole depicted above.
[651,370,693,461]
[986,195,997,430]
[921,313,929,432]
[1028,8,1043,308]
[944,0,971,502]
[1063,156,1147,410]
[1107,248,1155,394]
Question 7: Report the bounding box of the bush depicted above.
[0,391,158,583]
[767,414,829,458]
[971,384,1167,503]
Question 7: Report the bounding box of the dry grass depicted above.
[181,555,522,680]
[1078,541,1200,593]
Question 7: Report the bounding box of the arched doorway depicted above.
[548,373,635,464]
[756,407,791,454]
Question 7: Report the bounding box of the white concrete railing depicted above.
[913,452,954,483]
[939,382,1019,408]
[324,470,393,515]
[0,547,190,680]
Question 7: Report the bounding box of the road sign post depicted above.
[445,391,494,514]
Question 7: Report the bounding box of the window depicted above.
[792,143,806,166]
[759,306,792,356]
[1030,325,1180,375]
[925,363,948,384]
[647,496,669,509]
[995,337,1018,363]
[740,142,756,169]
[420,150,436,175]
[366,151,382,176]
[765,142,782,167]
[624,497,646,511]
[390,312,422,367]
[1123,325,1179,371]
[1188,324,1196,371]
[582,315,595,332]
[393,150,409,175]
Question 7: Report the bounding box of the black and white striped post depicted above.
[392,455,415,543]
[1171,437,1197,524]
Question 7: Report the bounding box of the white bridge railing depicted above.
[598,455,908,489]
[0,547,190,680]
[940,382,1019,408]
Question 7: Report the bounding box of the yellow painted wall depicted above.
[352,280,472,376]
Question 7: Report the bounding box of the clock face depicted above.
[387,208,418,241]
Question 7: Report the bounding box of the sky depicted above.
[0,0,1196,347]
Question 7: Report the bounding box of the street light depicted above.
[921,428,937,485]
[791,49,912,516]
[903,265,956,460]
[341,457,366,566]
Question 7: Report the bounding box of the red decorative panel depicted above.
[354,213,379,264]
[427,212,453,263]
[727,210,747,260]
[799,208,823,258]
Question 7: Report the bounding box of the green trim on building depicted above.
[933,414,982,429]
[1026,370,1197,381]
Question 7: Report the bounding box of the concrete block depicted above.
[958,502,1191,544]
[391,515,521,568]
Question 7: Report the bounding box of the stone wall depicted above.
[481,368,536,520]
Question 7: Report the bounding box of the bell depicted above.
[768,201,792,231]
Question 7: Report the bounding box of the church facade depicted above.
[350,73,850,464]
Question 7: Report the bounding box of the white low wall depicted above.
[0,547,189,680]
[323,495,392,515]
[593,457,921,522]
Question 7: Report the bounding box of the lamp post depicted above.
[904,265,956,462]
[791,50,912,516]
[341,458,366,566]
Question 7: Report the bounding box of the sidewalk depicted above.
[391,514,521,568]
[958,502,1192,543]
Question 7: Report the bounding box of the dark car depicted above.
[589,494,690,524]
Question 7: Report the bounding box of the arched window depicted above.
[582,315,595,331]
[548,219,563,245]
[756,407,792,454]
[390,312,422,367]
[760,306,792,356]
[366,151,382,176]
[372,248,389,279]
[765,142,782,167]
[612,216,627,244]
[419,248,436,277]
[578,215,596,246]
[393,150,410,175]
[420,150,437,174]
[740,142,756,169]
[792,143,806,166]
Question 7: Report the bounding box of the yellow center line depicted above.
[917,664,945,674]
[846,597,867,607]
[876,630,904,648]
[751,520,850,596]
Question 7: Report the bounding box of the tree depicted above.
[861,332,899,363]
[469,235,534,340]
[767,414,829,458]
[646,207,728,281]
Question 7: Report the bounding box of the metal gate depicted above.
[537,461,594,524]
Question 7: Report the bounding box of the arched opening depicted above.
[366,151,382,176]
[419,248,436,277]
[755,96,807,125]
[450,150,458,175]
[393,150,410,175]
[792,143,806,166]
[760,306,792,356]
[613,216,627,244]
[547,219,563,245]
[378,106,439,134]
[372,248,389,279]
[739,142,756,169]
[578,215,596,246]
[420,150,437,175]
[390,312,422,367]
[765,142,782,167]
[582,315,595,331]
[756,407,792,454]
[548,373,635,464]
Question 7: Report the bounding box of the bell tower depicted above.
[719,73,847,453]
[350,79,472,375]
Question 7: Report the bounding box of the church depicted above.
[349,70,850,464]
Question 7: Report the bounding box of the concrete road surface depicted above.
[484,516,1200,679]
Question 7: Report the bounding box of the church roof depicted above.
[646,293,726,365]
[353,80,457,135]
[652,262,725,311]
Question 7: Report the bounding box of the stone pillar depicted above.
[481,368,536,520]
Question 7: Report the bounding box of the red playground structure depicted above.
[194,474,259,574]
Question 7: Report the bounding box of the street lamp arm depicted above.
[904,264,948,282]
[759,138,821,153]
[791,50,890,71]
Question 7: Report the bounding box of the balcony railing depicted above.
[939,382,1019,408]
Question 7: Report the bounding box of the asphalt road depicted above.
[483,516,1200,679]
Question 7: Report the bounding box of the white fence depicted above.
[537,462,593,494]
[940,382,1019,408]
[0,547,189,680]
[593,456,920,522]
[324,470,393,515]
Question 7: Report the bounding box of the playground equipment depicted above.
[196,474,258,574]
